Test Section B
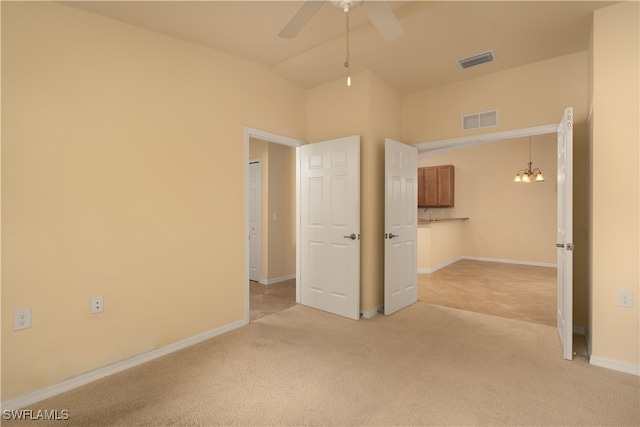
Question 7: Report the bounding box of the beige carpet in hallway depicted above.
[419,259,557,327]
[5,303,638,426]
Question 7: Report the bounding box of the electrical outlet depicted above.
[617,291,633,308]
[91,296,104,314]
[14,308,32,331]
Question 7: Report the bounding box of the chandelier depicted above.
[514,136,545,183]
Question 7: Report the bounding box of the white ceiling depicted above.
[64,1,614,94]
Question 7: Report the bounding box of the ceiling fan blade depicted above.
[278,1,325,39]
[361,0,404,42]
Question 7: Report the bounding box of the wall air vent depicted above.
[457,50,495,69]
[462,109,498,131]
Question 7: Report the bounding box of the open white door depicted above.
[300,136,360,320]
[249,161,261,282]
[384,139,418,315]
[557,107,573,360]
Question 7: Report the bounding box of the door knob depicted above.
[343,233,357,240]
[556,243,565,248]
[388,233,398,239]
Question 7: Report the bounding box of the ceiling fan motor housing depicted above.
[331,0,363,13]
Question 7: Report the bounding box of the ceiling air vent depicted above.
[457,50,495,69]
[462,110,498,131]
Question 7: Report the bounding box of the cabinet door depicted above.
[437,165,454,207]
[425,167,439,207]
[417,167,426,208]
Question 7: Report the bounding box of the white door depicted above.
[384,139,418,315]
[249,161,261,282]
[557,107,573,360]
[300,136,360,320]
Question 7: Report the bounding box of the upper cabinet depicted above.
[418,165,455,208]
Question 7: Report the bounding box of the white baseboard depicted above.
[361,305,383,319]
[462,256,557,268]
[417,256,555,274]
[573,325,587,336]
[417,257,463,274]
[259,274,296,285]
[590,356,640,376]
[1,318,248,411]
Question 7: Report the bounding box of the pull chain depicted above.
[344,10,351,86]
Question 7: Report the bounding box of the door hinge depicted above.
[556,243,574,251]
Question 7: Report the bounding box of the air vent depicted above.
[462,110,498,131]
[457,50,495,69]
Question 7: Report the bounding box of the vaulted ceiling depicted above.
[65,1,613,94]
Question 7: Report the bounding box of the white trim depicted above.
[295,147,301,304]
[414,123,559,157]
[0,319,247,411]
[573,325,587,336]
[244,127,305,323]
[462,256,557,268]
[418,256,463,274]
[361,305,383,319]
[259,274,296,285]
[417,256,556,274]
[590,356,640,376]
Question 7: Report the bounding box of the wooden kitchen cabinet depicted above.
[418,165,454,208]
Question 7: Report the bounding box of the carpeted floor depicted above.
[4,302,638,426]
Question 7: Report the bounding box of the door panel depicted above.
[557,107,573,360]
[249,161,261,282]
[300,136,360,320]
[385,139,418,315]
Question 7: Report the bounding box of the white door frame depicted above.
[414,123,559,157]
[244,127,305,324]
[413,119,574,354]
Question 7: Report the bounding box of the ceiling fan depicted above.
[278,0,404,42]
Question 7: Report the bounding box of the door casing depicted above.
[244,127,305,323]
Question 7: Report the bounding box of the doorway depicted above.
[244,128,304,323]
[413,115,576,360]
[415,133,557,322]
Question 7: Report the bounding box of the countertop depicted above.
[418,217,469,225]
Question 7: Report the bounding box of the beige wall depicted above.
[401,52,589,143]
[590,1,639,367]
[3,0,638,404]
[1,2,306,399]
[419,134,557,265]
[404,52,590,332]
[418,221,465,271]
[307,71,402,313]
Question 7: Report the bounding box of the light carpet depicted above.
[5,302,639,426]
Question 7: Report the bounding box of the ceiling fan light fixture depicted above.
[331,0,362,13]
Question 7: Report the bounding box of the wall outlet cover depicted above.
[14,308,32,331]
[617,290,633,308]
